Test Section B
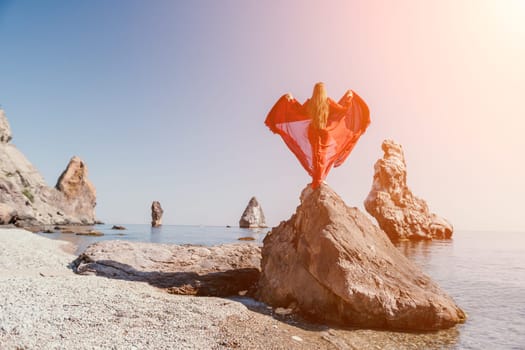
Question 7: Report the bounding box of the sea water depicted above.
[39,227,525,349]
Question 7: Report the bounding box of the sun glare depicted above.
[490,0,525,35]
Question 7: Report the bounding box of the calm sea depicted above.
[39,226,525,349]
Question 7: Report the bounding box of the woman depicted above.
[265,82,370,188]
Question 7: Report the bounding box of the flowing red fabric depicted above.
[265,90,370,188]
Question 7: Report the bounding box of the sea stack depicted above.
[0,107,98,226]
[239,197,267,228]
[364,140,453,240]
[55,156,97,224]
[257,184,465,330]
[151,201,163,227]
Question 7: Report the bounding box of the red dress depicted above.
[265,90,370,188]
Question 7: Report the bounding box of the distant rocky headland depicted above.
[0,108,97,227]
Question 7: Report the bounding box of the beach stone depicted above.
[111,225,126,230]
[257,184,466,330]
[0,108,12,143]
[364,140,453,240]
[239,197,267,228]
[151,201,163,227]
[72,241,261,297]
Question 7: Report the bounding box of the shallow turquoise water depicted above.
[40,227,525,349]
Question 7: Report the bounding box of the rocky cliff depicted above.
[365,140,453,240]
[257,184,465,330]
[0,108,97,226]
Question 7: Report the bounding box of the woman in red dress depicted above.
[265,82,370,188]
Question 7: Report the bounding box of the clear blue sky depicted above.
[1,1,524,231]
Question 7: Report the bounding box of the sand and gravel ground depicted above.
[0,228,459,350]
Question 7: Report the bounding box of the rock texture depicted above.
[0,108,97,226]
[364,140,453,240]
[239,197,267,228]
[73,241,261,297]
[55,156,97,224]
[257,184,466,331]
[0,203,17,224]
[0,109,12,143]
[151,201,163,227]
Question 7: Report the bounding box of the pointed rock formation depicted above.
[55,156,97,224]
[364,140,453,240]
[151,201,163,227]
[0,107,97,226]
[257,184,465,330]
[239,197,267,228]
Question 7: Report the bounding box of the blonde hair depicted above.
[306,82,329,129]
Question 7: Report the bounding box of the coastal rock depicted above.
[0,107,98,226]
[257,184,466,330]
[364,140,453,240]
[55,156,97,224]
[0,203,17,224]
[151,201,163,227]
[239,197,267,228]
[0,109,12,143]
[72,241,261,297]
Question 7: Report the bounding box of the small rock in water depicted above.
[75,231,104,236]
[111,225,126,230]
[238,237,255,241]
[274,307,293,316]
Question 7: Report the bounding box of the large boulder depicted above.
[0,107,97,226]
[257,184,466,331]
[73,241,261,297]
[364,140,453,240]
[239,197,267,228]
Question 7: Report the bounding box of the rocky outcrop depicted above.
[257,184,466,331]
[55,156,97,224]
[73,241,261,297]
[364,140,453,240]
[0,109,12,143]
[239,197,267,228]
[151,201,163,227]
[0,203,17,224]
[0,107,97,226]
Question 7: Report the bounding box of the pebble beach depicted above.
[0,228,467,350]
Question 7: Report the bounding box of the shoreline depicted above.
[1,228,461,349]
